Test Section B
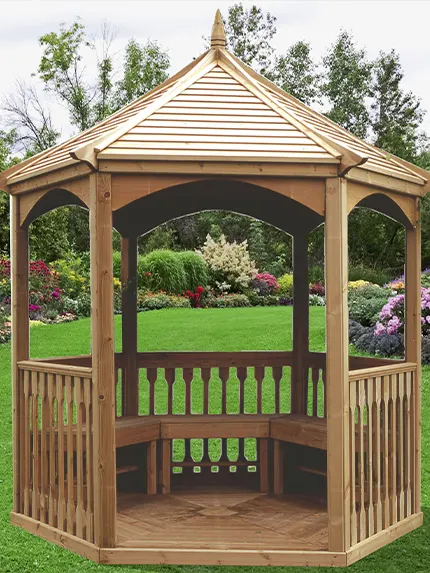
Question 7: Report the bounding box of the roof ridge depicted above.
[72,50,218,168]
[239,58,427,185]
[218,50,369,175]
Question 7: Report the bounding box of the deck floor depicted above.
[117,487,328,550]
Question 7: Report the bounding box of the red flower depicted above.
[196,286,205,294]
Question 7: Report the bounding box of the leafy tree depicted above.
[371,50,427,163]
[115,39,170,109]
[322,31,373,139]
[273,41,319,105]
[224,3,277,75]
[38,21,95,130]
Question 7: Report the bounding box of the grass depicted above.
[0,306,428,573]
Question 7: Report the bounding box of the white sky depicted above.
[1,0,430,143]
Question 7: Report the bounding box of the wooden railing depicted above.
[17,360,94,543]
[348,362,417,546]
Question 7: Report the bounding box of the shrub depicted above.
[348,283,390,326]
[206,293,250,308]
[278,273,293,297]
[309,265,324,284]
[112,251,122,280]
[51,258,89,298]
[309,294,325,306]
[0,305,11,344]
[422,336,430,365]
[197,234,257,292]
[184,286,205,308]
[349,320,404,358]
[349,265,392,286]
[75,293,92,317]
[374,287,430,338]
[310,282,325,296]
[252,273,279,294]
[178,251,208,291]
[137,291,190,311]
[348,280,370,290]
[61,296,80,315]
[140,250,187,294]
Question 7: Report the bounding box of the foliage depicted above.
[137,291,190,311]
[0,304,11,344]
[204,292,251,308]
[349,319,404,358]
[277,273,293,297]
[251,272,279,295]
[184,286,205,308]
[274,41,319,105]
[75,292,91,317]
[178,251,208,292]
[309,282,325,296]
[140,250,187,294]
[348,280,370,290]
[224,3,277,75]
[322,30,373,139]
[348,283,390,326]
[371,49,428,164]
[115,39,170,109]
[197,234,258,292]
[348,263,393,286]
[374,288,430,337]
[29,208,71,262]
[309,294,325,307]
[50,257,88,298]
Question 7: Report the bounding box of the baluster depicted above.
[75,378,85,539]
[374,377,383,533]
[358,379,366,541]
[405,371,412,517]
[31,371,40,521]
[165,368,174,415]
[40,373,49,523]
[255,366,264,414]
[47,374,56,527]
[390,374,398,525]
[65,376,75,534]
[147,368,157,415]
[273,366,282,414]
[322,367,327,418]
[23,370,31,516]
[183,368,193,415]
[84,379,93,542]
[201,368,210,415]
[237,367,246,414]
[398,373,405,521]
[312,367,319,417]
[56,374,66,531]
[219,367,229,414]
[383,375,390,528]
[367,378,374,537]
[350,381,357,546]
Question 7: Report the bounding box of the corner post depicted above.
[10,195,29,513]
[405,199,421,514]
[291,234,309,414]
[90,173,116,547]
[121,236,139,416]
[325,177,350,551]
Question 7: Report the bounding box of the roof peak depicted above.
[211,9,226,48]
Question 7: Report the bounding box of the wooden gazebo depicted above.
[1,10,428,567]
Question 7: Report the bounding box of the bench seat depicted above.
[159,414,274,439]
[115,416,160,448]
[270,414,327,450]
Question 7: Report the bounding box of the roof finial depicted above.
[211,9,226,48]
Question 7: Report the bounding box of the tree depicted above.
[371,50,427,163]
[2,80,59,154]
[224,3,277,76]
[38,20,95,130]
[321,31,373,139]
[115,39,170,109]
[273,41,319,105]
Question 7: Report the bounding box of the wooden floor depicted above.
[117,487,328,551]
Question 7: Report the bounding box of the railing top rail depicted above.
[349,361,416,381]
[17,359,92,377]
[135,350,293,369]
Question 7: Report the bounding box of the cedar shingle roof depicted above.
[6,12,428,189]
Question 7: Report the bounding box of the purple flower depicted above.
[51,290,59,299]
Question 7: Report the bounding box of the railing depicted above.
[349,362,417,545]
[17,360,94,543]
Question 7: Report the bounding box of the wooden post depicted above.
[405,199,421,515]
[121,236,138,416]
[90,173,116,548]
[291,234,309,414]
[10,195,29,513]
[325,177,350,551]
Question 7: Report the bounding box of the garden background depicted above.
[1,3,430,571]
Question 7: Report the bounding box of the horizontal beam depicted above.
[17,360,92,377]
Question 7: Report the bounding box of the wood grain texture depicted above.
[90,173,117,547]
[325,177,350,551]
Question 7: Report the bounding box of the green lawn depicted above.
[0,307,428,573]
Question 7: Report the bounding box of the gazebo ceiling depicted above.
[2,10,429,193]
